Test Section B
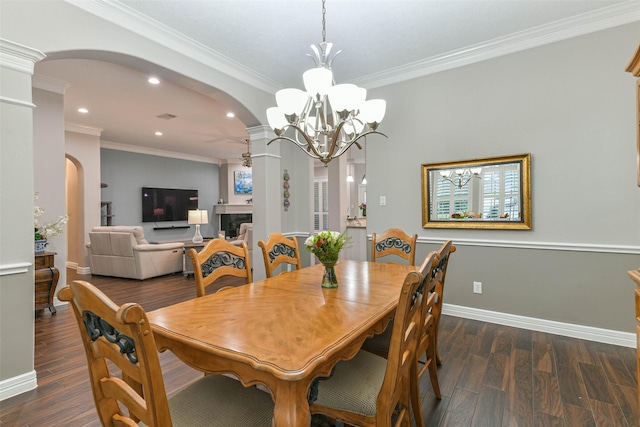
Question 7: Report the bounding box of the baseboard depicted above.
[66,261,78,270]
[443,303,635,348]
[0,370,37,401]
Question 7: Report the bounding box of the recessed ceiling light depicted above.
[155,131,163,136]
[148,77,160,85]
[226,112,235,118]
[77,107,89,114]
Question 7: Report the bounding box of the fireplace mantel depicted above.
[214,204,253,215]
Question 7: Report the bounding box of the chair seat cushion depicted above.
[167,374,274,426]
[313,350,387,417]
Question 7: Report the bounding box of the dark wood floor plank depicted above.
[580,362,617,405]
[483,352,509,391]
[456,354,489,393]
[471,385,505,427]
[562,402,596,427]
[441,387,478,427]
[599,352,638,389]
[532,332,554,374]
[611,384,640,427]
[556,361,590,408]
[471,323,500,358]
[590,398,629,427]
[504,348,534,427]
[533,369,563,418]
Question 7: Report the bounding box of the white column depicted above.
[327,155,348,235]
[247,125,279,280]
[0,38,45,400]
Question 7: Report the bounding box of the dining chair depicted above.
[257,232,302,278]
[371,228,418,265]
[188,238,252,297]
[58,280,274,426]
[430,240,455,365]
[309,252,438,426]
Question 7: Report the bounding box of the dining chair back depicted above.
[257,233,302,278]
[188,238,252,297]
[58,280,274,426]
[309,253,436,426]
[430,240,455,365]
[371,228,418,265]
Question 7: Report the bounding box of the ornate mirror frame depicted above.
[421,153,531,230]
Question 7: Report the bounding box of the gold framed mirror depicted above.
[421,153,531,229]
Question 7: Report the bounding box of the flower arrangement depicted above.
[34,193,69,240]
[359,203,366,210]
[304,230,349,264]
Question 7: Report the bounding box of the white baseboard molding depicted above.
[0,370,37,401]
[66,261,78,270]
[443,303,635,348]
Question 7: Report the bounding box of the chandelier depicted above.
[241,140,252,168]
[440,168,482,189]
[266,0,387,165]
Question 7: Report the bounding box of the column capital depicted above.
[0,39,46,75]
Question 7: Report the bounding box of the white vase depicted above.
[35,239,48,254]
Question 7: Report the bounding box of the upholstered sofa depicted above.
[86,226,184,280]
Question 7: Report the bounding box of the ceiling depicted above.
[33,0,638,163]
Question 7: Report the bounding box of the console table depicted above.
[34,251,59,315]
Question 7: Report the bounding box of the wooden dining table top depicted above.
[148,259,414,426]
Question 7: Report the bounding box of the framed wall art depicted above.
[234,170,252,194]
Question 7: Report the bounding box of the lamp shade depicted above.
[276,88,308,116]
[266,107,288,131]
[360,99,386,123]
[188,209,208,225]
[303,68,333,98]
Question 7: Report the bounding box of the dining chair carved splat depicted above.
[257,232,302,278]
[371,228,418,266]
[58,280,274,427]
[188,238,252,297]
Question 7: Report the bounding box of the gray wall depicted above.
[365,22,640,333]
[100,148,220,242]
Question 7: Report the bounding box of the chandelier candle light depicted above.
[440,167,482,188]
[188,209,208,244]
[266,0,387,165]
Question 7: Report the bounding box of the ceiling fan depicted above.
[241,140,252,168]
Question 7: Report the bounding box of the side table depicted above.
[182,240,211,276]
[34,251,59,315]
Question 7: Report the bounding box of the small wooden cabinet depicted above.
[35,252,59,315]
[625,43,640,186]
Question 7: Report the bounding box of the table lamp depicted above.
[187,209,208,243]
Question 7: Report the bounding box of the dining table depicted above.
[147,259,414,426]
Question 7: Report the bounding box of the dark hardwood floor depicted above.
[0,269,637,426]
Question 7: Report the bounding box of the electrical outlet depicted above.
[380,196,386,206]
[473,281,482,294]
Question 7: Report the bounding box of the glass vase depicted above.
[321,262,338,288]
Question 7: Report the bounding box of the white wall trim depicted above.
[66,122,103,136]
[0,262,31,276]
[443,303,635,348]
[0,370,37,401]
[415,236,640,255]
[32,74,70,94]
[0,96,36,109]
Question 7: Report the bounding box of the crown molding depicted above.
[0,39,46,75]
[32,74,71,94]
[65,123,103,136]
[101,140,221,164]
[353,1,640,89]
[64,0,280,94]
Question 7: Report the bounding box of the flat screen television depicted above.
[142,187,198,222]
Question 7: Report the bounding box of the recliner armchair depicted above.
[86,226,184,280]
